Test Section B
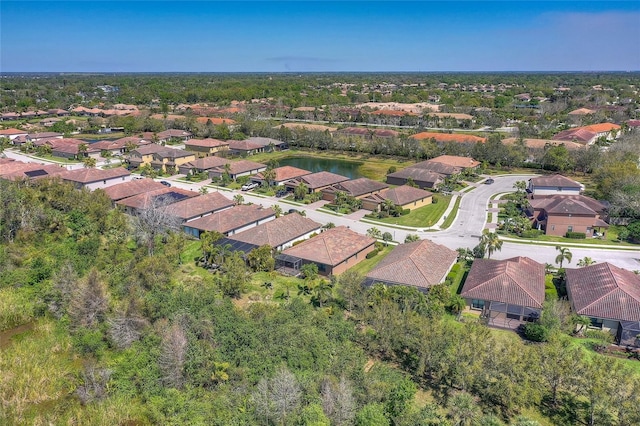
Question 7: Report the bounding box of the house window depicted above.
[471,299,485,310]
[589,317,603,329]
[551,225,555,231]
[506,313,521,320]
[568,226,573,232]
[103,180,107,184]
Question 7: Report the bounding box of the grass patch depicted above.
[440,196,461,229]
[499,225,638,247]
[369,195,451,228]
[487,212,493,222]
[347,245,394,276]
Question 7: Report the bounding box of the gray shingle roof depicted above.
[566,263,640,322]
[461,257,545,308]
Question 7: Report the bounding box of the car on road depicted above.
[484,178,495,185]
[160,180,172,187]
[241,182,259,191]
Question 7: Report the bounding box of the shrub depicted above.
[522,323,549,342]
[584,329,615,344]
[366,249,379,259]
[400,209,410,216]
[565,231,586,239]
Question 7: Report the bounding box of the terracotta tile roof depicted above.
[116,187,197,210]
[288,171,349,190]
[529,174,581,189]
[568,108,596,115]
[410,132,486,143]
[426,155,480,169]
[59,167,130,184]
[552,128,596,143]
[368,185,433,206]
[195,117,237,125]
[184,156,230,171]
[185,138,229,149]
[254,166,310,182]
[582,123,620,133]
[0,128,27,136]
[281,226,375,267]
[102,178,166,201]
[566,263,640,322]
[167,192,235,220]
[227,213,322,248]
[185,204,275,234]
[461,257,546,309]
[502,137,585,150]
[366,239,457,289]
[324,177,388,197]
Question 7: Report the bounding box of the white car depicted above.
[241,182,259,191]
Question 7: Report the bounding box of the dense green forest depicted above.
[1,178,640,425]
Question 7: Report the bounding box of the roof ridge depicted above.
[504,261,540,306]
[581,263,619,311]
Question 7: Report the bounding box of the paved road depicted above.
[6,149,640,271]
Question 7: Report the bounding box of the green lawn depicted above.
[440,196,461,229]
[348,245,394,276]
[499,225,639,247]
[371,195,452,227]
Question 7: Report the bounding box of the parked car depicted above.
[160,180,172,187]
[241,182,258,191]
[276,190,288,197]
[288,208,300,215]
[484,178,495,185]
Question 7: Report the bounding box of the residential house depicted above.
[251,165,311,186]
[0,128,28,141]
[0,160,66,180]
[502,137,585,153]
[461,257,545,329]
[337,127,400,139]
[284,171,350,193]
[178,156,229,175]
[245,137,288,151]
[410,132,486,144]
[552,123,621,145]
[116,187,198,215]
[568,108,596,116]
[59,167,131,190]
[276,226,376,276]
[167,192,235,223]
[527,175,582,197]
[386,155,478,189]
[361,185,433,212]
[227,139,265,156]
[91,139,131,157]
[208,160,267,181]
[28,132,63,142]
[183,138,230,157]
[364,239,457,291]
[43,138,100,160]
[527,194,609,237]
[321,177,389,202]
[183,204,276,238]
[102,178,167,202]
[386,168,445,189]
[566,263,640,347]
[220,213,322,253]
[127,144,196,173]
[157,129,192,143]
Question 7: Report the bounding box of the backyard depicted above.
[366,194,452,228]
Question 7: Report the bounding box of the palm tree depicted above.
[367,227,382,240]
[294,182,308,201]
[382,198,395,215]
[577,257,596,267]
[297,283,312,296]
[82,157,97,168]
[573,315,591,335]
[272,204,283,218]
[405,234,421,243]
[479,229,502,259]
[449,295,467,320]
[233,194,244,205]
[313,279,333,308]
[555,246,572,268]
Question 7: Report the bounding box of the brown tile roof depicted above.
[529,174,581,189]
[116,187,197,210]
[228,140,264,151]
[59,167,130,184]
[386,168,444,185]
[184,156,230,171]
[184,138,229,149]
[369,185,433,206]
[245,137,286,147]
[410,132,486,143]
[324,178,388,197]
[529,195,606,216]
[167,192,235,220]
[158,129,192,139]
[211,160,266,175]
[254,166,310,182]
[132,144,193,159]
[185,204,275,234]
[102,178,166,201]
[461,257,546,308]
[295,171,349,189]
[409,161,458,176]
[281,226,375,267]
[91,139,127,151]
[568,108,596,116]
[0,161,66,180]
[366,239,457,289]
[227,213,322,248]
[195,117,237,125]
[552,128,596,144]
[566,263,640,322]
[0,128,27,136]
[28,132,62,140]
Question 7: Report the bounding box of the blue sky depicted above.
[1,1,639,72]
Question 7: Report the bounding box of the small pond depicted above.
[278,156,365,179]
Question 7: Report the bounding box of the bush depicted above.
[584,329,615,343]
[366,249,380,259]
[565,231,586,239]
[400,209,410,216]
[522,323,549,342]
[521,229,543,238]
